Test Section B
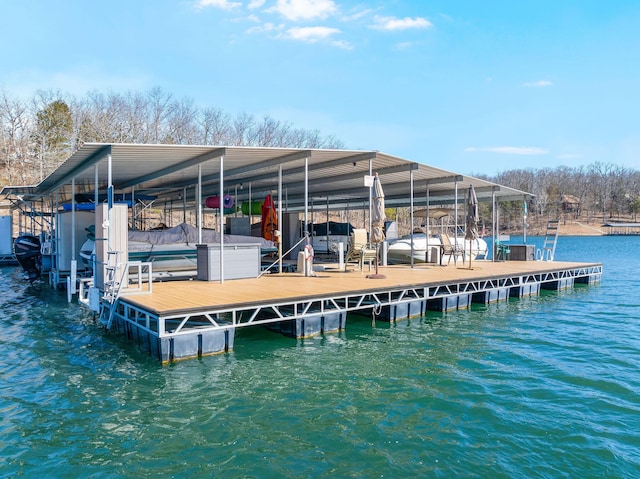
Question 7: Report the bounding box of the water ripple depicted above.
[1,238,640,477]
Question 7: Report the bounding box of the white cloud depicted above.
[248,0,266,8]
[247,22,285,34]
[340,8,374,22]
[465,146,549,155]
[282,26,340,42]
[371,15,432,31]
[196,0,241,10]
[269,0,337,21]
[331,39,354,50]
[523,80,552,88]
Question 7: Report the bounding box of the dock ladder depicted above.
[536,219,559,261]
[99,250,123,329]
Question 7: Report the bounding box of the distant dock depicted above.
[602,223,640,235]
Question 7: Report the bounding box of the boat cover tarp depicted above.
[128,223,275,249]
[312,222,354,236]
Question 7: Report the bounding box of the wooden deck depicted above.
[121,260,602,317]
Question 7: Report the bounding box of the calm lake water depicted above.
[1,236,639,478]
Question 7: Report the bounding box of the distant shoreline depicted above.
[501,220,605,237]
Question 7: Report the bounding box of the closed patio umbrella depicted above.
[465,184,479,269]
[369,173,386,279]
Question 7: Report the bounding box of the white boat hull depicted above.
[387,235,488,264]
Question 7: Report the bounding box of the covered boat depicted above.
[387,207,488,264]
[80,223,277,273]
[387,233,488,264]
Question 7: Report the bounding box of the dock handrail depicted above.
[259,233,310,277]
[536,220,559,261]
[100,260,154,329]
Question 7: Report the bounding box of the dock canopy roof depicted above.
[1,143,532,209]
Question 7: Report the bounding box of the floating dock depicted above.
[106,260,602,363]
[0,143,603,363]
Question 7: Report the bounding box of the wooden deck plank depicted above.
[120,260,601,316]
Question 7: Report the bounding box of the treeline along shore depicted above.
[1,88,638,236]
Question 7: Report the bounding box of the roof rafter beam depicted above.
[152,149,314,191]
[219,161,418,193]
[40,144,112,195]
[192,164,421,202]
[156,151,379,199]
[282,191,507,209]
[423,175,464,185]
[117,147,227,189]
[221,151,379,186]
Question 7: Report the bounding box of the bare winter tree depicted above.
[165,97,200,144]
[254,115,282,147]
[0,91,33,184]
[200,106,231,145]
[230,112,255,146]
[147,86,173,144]
[0,87,349,187]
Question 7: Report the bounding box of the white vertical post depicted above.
[131,185,136,230]
[182,191,187,228]
[278,164,283,274]
[71,177,76,260]
[304,157,309,236]
[93,164,99,279]
[492,190,496,262]
[304,157,310,277]
[70,177,77,296]
[410,167,414,268]
[219,155,224,283]
[454,180,459,264]
[107,152,113,253]
[94,165,99,205]
[197,164,202,245]
[426,181,430,240]
[382,241,388,266]
[368,159,373,239]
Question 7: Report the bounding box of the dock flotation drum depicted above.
[241,201,263,216]
[205,195,234,209]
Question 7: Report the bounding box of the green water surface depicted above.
[1,236,639,478]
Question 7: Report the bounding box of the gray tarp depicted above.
[128,222,275,248]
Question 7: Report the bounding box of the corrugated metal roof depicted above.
[1,143,532,209]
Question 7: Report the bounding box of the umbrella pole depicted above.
[367,243,386,279]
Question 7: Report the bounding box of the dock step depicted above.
[537,219,559,261]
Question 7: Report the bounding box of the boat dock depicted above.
[107,260,602,363]
[0,143,604,363]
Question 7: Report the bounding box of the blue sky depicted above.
[1,0,639,175]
